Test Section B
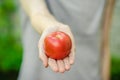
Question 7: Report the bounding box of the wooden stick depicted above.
[101,0,115,80]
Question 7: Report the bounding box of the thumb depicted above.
[39,47,48,67]
[38,33,48,67]
[38,26,58,67]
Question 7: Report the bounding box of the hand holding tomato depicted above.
[38,24,75,73]
[44,31,72,60]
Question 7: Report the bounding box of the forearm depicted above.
[20,0,57,34]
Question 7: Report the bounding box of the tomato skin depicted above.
[44,31,72,60]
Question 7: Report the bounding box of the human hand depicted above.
[38,23,75,73]
[25,0,75,73]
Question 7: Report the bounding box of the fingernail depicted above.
[53,67,58,72]
[65,66,70,71]
[43,63,46,67]
[70,60,74,65]
[61,71,65,74]
[45,64,48,68]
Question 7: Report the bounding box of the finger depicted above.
[48,58,58,72]
[59,25,76,65]
[57,60,65,73]
[69,50,75,65]
[63,57,71,71]
[38,31,48,67]
[39,47,48,67]
[38,27,58,67]
[69,34,75,65]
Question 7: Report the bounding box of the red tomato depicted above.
[44,31,72,60]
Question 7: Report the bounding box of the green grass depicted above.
[0,0,22,72]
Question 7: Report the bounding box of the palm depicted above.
[38,24,75,73]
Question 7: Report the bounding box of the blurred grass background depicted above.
[0,0,120,80]
[0,0,22,80]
